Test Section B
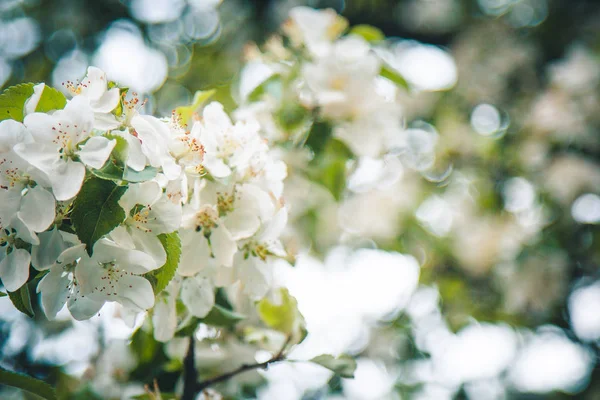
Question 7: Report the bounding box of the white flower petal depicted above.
[37,266,69,319]
[57,243,87,265]
[11,216,39,245]
[211,225,236,267]
[109,226,136,249]
[237,257,271,299]
[178,232,212,276]
[225,207,260,240]
[153,294,177,342]
[61,96,94,137]
[203,155,231,178]
[181,276,214,318]
[0,189,22,225]
[0,119,31,152]
[94,238,159,273]
[130,229,167,268]
[116,274,155,311]
[146,198,182,234]
[18,186,55,233]
[78,136,116,169]
[13,142,58,176]
[203,102,233,132]
[91,87,120,113]
[119,181,162,213]
[23,113,56,143]
[32,229,66,271]
[93,112,120,130]
[161,155,182,181]
[68,293,104,321]
[24,83,45,115]
[50,159,85,200]
[79,66,109,100]
[259,207,288,242]
[0,248,31,292]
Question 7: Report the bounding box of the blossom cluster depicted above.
[236,6,407,159]
[0,67,288,329]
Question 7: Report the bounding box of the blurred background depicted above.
[3,0,600,399]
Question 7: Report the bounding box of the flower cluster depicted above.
[0,67,288,327]
[236,6,407,159]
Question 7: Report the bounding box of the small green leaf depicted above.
[146,232,181,295]
[305,121,333,156]
[123,166,158,182]
[247,75,281,103]
[349,24,385,42]
[35,85,67,113]
[257,288,304,335]
[71,177,127,255]
[319,158,347,201]
[201,304,246,328]
[90,159,125,181]
[8,284,34,318]
[276,102,309,132]
[0,291,7,297]
[175,89,216,127]
[0,83,35,122]
[0,367,57,400]
[309,354,357,378]
[380,65,409,90]
[105,133,129,165]
[308,138,352,201]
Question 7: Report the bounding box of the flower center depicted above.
[194,206,219,236]
[217,190,236,217]
[52,122,82,158]
[0,158,30,190]
[217,137,240,160]
[94,261,134,297]
[123,92,147,126]
[242,241,270,261]
[129,204,153,233]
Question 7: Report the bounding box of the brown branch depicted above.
[195,335,292,393]
[181,335,197,400]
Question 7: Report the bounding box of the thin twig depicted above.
[181,335,197,400]
[195,335,292,393]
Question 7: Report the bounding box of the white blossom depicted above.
[14,96,116,200]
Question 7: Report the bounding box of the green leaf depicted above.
[0,367,57,400]
[0,291,7,297]
[247,75,281,103]
[308,138,352,201]
[35,85,67,113]
[319,158,347,202]
[175,89,216,127]
[71,177,127,255]
[309,354,357,378]
[275,102,309,132]
[105,133,129,165]
[0,83,35,122]
[305,121,333,157]
[380,65,409,90]
[349,24,385,42]
[90,159,125,181]
[257,288,304,334]
[201,304,246,328]
[146,232,181,295]
[8,284,34,318]
[123,166,158,182]
[130,325,162,369]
